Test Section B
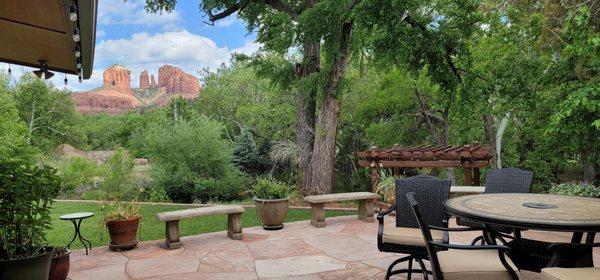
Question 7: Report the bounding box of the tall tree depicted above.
[12,74,84,152]
[147,0,360,195]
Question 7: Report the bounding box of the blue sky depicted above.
[5,0,259,91]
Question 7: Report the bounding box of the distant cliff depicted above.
[71,64,201,114]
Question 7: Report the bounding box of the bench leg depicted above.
[227,213,243,240]
[165,220,181,249]
[358,199,374,222]
[310,203,326,228]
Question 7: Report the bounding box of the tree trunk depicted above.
[296,42,319,195]
[483,114,498,169]
[306,96,341,195]
[495,113,510,169]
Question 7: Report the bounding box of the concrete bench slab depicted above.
[304,192,378,228]
[450,186,485,194]
[156,205,245,249]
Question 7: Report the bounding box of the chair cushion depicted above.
[382,227,443,245]
[437,249,519,280]
[540,267,600,280]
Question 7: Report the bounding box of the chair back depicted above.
[406,192,444,279]
[485,167,533,194]
[395,175,450,228]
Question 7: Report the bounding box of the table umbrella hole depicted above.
[522,202,558,209]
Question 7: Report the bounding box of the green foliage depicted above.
[0,76,38,163]
[232,127,269,175]
[11,74,85,152]
[251,177,296,200]
[57,157,102,197]
[375,171,397,204]
[549,182,600,198]
[146,115,240,202]
[0,161,61,260]
[98,148,141,222]
[146,186,171,203]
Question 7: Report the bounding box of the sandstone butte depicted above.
[71,64,201,114]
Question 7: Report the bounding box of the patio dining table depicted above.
[444,193,600,271]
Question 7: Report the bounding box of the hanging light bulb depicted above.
[7,63,11,75]
[64,74,68,86]
[70,3,78,22]
[74,45,81,58]
[72,27,80,42]
[78,72,83,83]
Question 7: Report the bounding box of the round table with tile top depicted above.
[444,193,600,271]
[60,212,94,255]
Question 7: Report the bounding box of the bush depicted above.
[57,157,101,198]
[0,161,61,259]
[549,182,600,198]
[194,168,249,203]
[251,177,296,200]
[147,115,241,203]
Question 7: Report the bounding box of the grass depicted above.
[47,201,355,249]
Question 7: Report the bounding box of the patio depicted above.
[67,215,599,279]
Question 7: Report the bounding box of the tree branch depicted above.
[264,0,299,19]
[206,1,247,22]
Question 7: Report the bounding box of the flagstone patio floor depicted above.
[68,215,599,279]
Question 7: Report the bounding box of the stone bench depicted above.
[155,205,245,249]
[304,192,379,228]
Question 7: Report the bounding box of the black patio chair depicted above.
[407,192,520,280]
[539,242,600,279]
[457,167,534,244]
[377,175,483,279]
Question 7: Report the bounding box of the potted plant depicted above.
[251,178,296,230]
[98,149,142,250]
[0,161,62,280]
[48,247,70,280]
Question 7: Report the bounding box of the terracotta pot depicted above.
[106,217,140,250]
[254,198,289,230]
[49,249,70,280]
[0,247,53,280]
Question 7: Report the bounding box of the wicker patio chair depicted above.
[377,175,482,279]
[407,192,520,280]
[539,242,600,279]
[457,167,534,244]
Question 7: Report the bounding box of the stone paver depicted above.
[67,215,600,279]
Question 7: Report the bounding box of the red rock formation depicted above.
[158,65,200,96]
[72,64,201,114]
[150,74,157,87]
[72,88,140,114]
[103,65,132,95]
[139,70,150,90]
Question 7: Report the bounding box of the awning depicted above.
[0,0,98,79]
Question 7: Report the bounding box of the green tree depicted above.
[11,74,85,152]
[146,115,240,202]
[147,0,363,195]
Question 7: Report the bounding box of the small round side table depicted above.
[60,212,94,255]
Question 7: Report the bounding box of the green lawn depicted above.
[48,201,355,249]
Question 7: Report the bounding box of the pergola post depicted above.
[464,167,473,186]
[473,167,481,186]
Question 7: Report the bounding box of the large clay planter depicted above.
[254,198,289,230]
[106,217,140,250]
[0,247,53,280]
[49,249,70,280]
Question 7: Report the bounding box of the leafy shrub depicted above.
[251,177,296,200]
[98,148,141,222]
[194,168,249,203]
[549,182,600,198]
[375,171,397,204]
[0,161,61,259]
[146,186,171,203]
[147,115,239,203]
[57,156,102,197]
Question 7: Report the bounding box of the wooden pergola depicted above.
[357,144,493,191]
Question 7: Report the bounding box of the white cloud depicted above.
[96,30,106,38]
[1,30,261,92]
[98,0,182,30]
[80,30,261,91]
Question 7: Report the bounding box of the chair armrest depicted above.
[429,225,485,232]
[548,242,600,250]
[429,241,510,252]
[377,204,396,223]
